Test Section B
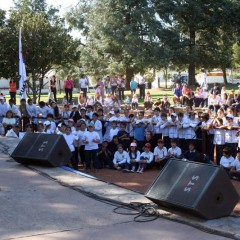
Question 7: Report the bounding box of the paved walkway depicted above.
[0,137,240,240]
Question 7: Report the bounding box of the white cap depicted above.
[135,120,142,124]
[44,120,51,126]
[0,97,4,100]
[226,114,234,119]
[171,113,177,117]
[109,111,114,115]
[72,105,78,109]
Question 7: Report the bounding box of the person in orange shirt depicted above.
[9,78,17,103]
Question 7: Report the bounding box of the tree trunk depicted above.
[188,63,196,86]
[165,66,168,89]
[222,67,228,85]
[188,29,196,86]
[32,71,37,104]
[125,67,134,90]
[38,78,43,103]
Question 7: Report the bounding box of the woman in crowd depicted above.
[64,75,74,103]
[49,101,62,120]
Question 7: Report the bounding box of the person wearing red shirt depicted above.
[64,75,74,103]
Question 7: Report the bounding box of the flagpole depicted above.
[19,27,27,100]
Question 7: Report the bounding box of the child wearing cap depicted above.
[167,113,178,139]
[124,142,140,172]
[137,143,154,173]
[43,120,54,134]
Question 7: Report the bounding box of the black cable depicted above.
[25,165,160,223]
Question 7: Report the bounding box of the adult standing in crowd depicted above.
[9,78,17,103]
[104,76,111,94]
[64,75,74,104]
[49,75,57,103]
[97,78,105,99]
[117,75,125,101]
[79,74,89,98]
[138,73,146,100]
[200,68,207,89]
[110,75,118,95]
[130,77,138,96]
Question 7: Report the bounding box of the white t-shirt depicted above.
[154,146,168,159]
[109,128,119,141]
[168,146,182,158]
[79,78,88,88]
[220,156,235,168]
[232,159,240,171]
[113,150,130,165]
[84,131,100,150]
[6,129,19,138]
[63,133,76,152]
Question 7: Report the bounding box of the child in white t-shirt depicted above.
[63,126,78,170]
[220,147,235,177]
[230,149,240,180]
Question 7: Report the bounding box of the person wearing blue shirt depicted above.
[132,120,148,151]
[130,78,138,95]
[173,83,183,105]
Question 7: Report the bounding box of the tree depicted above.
[153,0,240,86]
[0,0,80,102]
[233,44,240,67]
[67,0,176,88]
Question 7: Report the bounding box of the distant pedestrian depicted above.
[64,75,74,103]
[130,77,138,96]
[138,73,146,99]
[79,74,89,98]
[9,78,17,103]
[49,75,57,102]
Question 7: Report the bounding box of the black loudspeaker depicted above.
[145,159,239,219]
[11,133,71,167]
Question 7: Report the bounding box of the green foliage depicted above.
[66,0,240,87]
[233,43,240,67]
[0,0,80,102]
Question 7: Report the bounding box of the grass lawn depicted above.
[2,82,239,106]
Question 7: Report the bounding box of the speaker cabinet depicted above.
[145,159,239,219]
[11,133,71,167]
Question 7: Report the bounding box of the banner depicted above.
[19,28,27,99]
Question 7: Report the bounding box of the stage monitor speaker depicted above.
[11,133,71,167]
[145,159,239,219]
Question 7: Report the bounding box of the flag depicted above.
[19,28,27,100]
